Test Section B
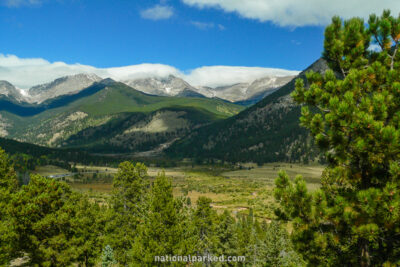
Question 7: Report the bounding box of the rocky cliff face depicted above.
[0,80,25,102]
[27,73,101,103]
[123,74,296,102]
[123,75,197,96]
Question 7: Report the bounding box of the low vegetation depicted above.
[0,150,304,266]
[33,163,323,220]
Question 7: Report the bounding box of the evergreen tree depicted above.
[215,210,238,257]
[275,11,400,266]
[105,161,148,264]
[174,195,198,258]
[193,197,218,265]
[101,245,117,267]
[258,221,305,267]
[244,210,264,266]
[69,193,105,266]
[0,148,19,264]
[131,172,185,265]
[9,175,78,266]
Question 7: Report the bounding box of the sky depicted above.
[1,0,399,88]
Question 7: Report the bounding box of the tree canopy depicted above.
[275,10,400,267]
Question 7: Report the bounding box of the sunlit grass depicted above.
[34,163,324,219]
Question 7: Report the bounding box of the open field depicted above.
[31,165,71,177]
[222,163,324,190]
[34,163,324,219]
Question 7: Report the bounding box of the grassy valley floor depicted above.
[33,163,324,220]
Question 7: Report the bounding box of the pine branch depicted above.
[390,41,399,70]
[374,34,385,51]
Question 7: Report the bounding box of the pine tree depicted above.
[0,148,19,264]
[259,221,305,267]
[69,193,104,266]
[105,161,148,264]
[215,210,238,258]
[193,197,218,265]
[275,10,400,266]
[173,195,198,258]
[9,175,78,266]
[131,172,185,265]
[101,245,116,267]
[245,210,263,266]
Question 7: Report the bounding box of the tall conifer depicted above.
[275,10,400,266]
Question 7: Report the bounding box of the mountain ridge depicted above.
[27,73,102,103]
[0,81,25,102]
[165,58,330,163]
[0,73,296,105]
[0,79,244,149]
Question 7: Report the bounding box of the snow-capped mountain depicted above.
[195,75,296,102]
[123,74,295,102]
[0,80,25,102]
[123,75,198,96]
[27,73,102,103]
[0,72,296,105]
[245,75,296,98]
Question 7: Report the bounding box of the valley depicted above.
[0,58,330,169]
[33,162,324,219]
[0,61,312,164]
[2,5,400,266]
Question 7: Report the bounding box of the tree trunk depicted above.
[360,239,371,267]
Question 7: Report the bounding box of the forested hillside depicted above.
[166,59,331,164]
[0,80,243,151]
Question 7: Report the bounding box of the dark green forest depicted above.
[0,150,303,266]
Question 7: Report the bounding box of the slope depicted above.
[61,106,219,153]
[166,58,330,163]
[0,79,244,147]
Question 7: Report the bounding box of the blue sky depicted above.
[1,0,324,70]
[0,0,398,88]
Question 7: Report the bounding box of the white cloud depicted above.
[2,0,43,7]
[190,21,226,30]
[0,55,101,89]
[184,66,299,87]
[182,0,400,27]
[107,64,180,80]
[191,21,215,30]
[140,4,174,20]
[0,54,180,89]
[0,54,299,89]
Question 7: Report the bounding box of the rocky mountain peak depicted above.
[123,75,196,96]
[27,73,102,103]
[0,80,25,102]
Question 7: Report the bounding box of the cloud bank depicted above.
[182,0,400,27]
[184,66,298,87]
[0,54,299,89]
[140,4,174,20]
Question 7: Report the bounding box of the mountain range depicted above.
[0,57,330,164]
[0,78,243,155]
[0,73,295,105]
